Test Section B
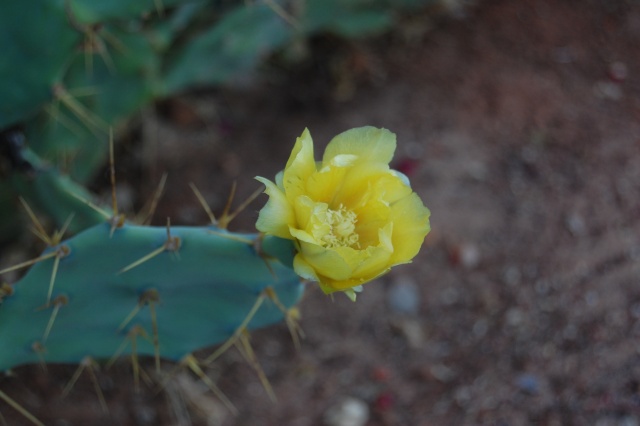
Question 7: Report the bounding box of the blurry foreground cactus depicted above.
[0,0,437,188]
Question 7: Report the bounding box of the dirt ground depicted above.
[3,0,640,424]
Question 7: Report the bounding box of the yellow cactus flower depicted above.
[256,127,430,300]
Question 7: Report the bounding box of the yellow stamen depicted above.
[316,204,359,248]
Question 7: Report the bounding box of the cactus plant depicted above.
[1,0,438,187]
[0,222,303,372]
[7,145,108,234]
[0,0,441,422]
[0,138,306,425]
[0,124,432,425]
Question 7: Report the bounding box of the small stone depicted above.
[373,392,394,411]
[394,157,420,176]
[506,307,525,327]
[620,416,640,426]
[371,366,391,382]
[596,415,640,426]
[515,373,540,395]
[608,61,628,82]
[594,81,623,100]
[585,290,598,307]
[449,243,480,269]
[430,363,456,383]
[460,243,480,269]
[631,303,640,319]
[472,318,489,338]
[565,213,586,236]
[467,160,489,181]
[502,265,521,286]
[454,385,471,406]
[132,404,157,425]
[388,276,420,315]
[392,318,425,348]
[324,397,369,426]
[439,287,459,306]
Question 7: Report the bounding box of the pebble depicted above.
[594,81,623,100]
[502,265,521,286]
[515,373,540,395]
[439,287,460,306]
[565,212,586,236]
[371,366,391,382]
[454,385,471,406]
[324,397,369,426]
[608,61,628,82]
[132,404,157,425]
[450,242,481,269]
[595,415,639,426]
[506,307,525,327]
[472,318,489,338]
[392,318,425,348]
[374,392,394,411]
[430,363,457,383]
[585,290,599,307]
[388,276,420,315]
[620,416,640,426]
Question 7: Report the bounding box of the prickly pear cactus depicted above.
[0,222,303,371]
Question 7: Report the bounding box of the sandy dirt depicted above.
[3,0,640,425]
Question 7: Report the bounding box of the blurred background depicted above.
[2,0,640,424]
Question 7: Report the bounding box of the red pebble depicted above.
[372,366,391,382]
[608,61,628,83]
[374,392,395,411]
[394,158,420,177]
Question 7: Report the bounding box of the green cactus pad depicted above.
[8,148,110,233]
[0,223,303,371]
[0,0,80,128]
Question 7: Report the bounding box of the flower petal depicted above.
[388,192,431,265]
[298,241,353,281]
[349,247,393,281]
[289,227,317,245]
[282,128,317,201]
[322,127,396,168]
[255,177,295,239]
[305,165,349,205]
[328,163,388,209]
[353,198,390,248]
[339,164,412,212]
[292,195,316,231]
[315,269,389,293]
[293,254,319,281]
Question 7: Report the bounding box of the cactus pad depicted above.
[0,222,303,371]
